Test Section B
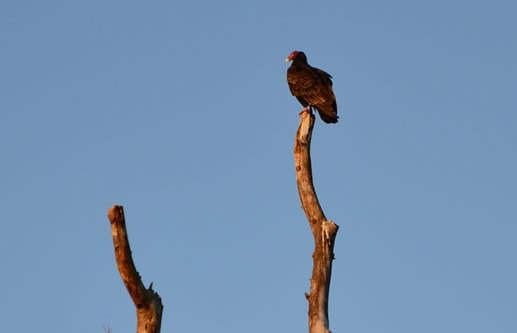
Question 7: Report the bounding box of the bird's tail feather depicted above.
[317,110,339,124]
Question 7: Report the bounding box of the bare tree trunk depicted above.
[108,205,163,333]
[294,109,339,333]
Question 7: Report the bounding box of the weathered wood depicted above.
[108,205,163,333]
[294,109,339,333]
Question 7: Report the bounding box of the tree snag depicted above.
[294,109,339,333]
[108,205,163,333]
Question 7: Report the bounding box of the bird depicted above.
[285,51,338,124]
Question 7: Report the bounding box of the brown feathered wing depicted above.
[287,65,338,123]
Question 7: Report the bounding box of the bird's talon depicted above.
[299,107,311,116]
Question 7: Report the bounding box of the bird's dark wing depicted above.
[315,68,333,86]
[287,66,329,106]
[287,63,338,123]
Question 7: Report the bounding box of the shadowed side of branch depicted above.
[294,110,339,333]
[108,205,163,333]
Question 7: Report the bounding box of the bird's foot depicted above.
[299,106,313,116]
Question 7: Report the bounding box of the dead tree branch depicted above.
[108,205,163,333]
[294,109,339,333]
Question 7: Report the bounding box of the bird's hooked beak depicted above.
[285,57,291,63]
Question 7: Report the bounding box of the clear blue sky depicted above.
[1,1,516,332]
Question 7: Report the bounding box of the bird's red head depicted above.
[285,51,300,63]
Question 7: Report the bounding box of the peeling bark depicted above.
[108,205,163,333]
[294,109,339,333]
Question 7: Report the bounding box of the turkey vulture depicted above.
[286,51,338,124]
